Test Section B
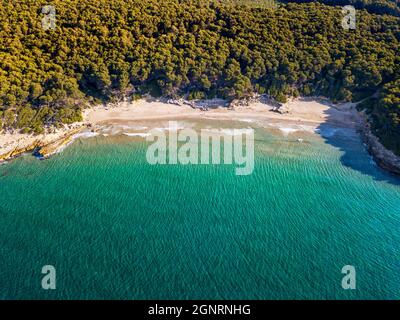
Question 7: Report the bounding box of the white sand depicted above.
[86,97,359,128]
[0,97,360,160]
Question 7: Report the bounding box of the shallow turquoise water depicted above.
[0,121,399,299]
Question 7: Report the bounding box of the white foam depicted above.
[153,124,186,132]
[239,119,254,123]
[51,140,75,155]
[265,123,316,136]
[73,131,100,139]
[202,128,253,136]
[121,125,148,130]
[123,132,151,138]
[297,125,317,133]
[279,127,298,136]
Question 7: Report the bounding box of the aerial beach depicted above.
[0,97,361,161]
[1,0,400,304]
[87,97,358,126]
[1,100,399,300]
[4,95,399,175]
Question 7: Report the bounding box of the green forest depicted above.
[0,0,399,154]
[282,0,400,16]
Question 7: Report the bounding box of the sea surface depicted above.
[0,119,399,299]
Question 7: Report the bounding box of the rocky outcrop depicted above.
[358,113,400,175]
[0,140,42,162]
[229,94,261,109]
[0,127,84,163]
[36,128,83,159]
[271,104,290,114]
[167,98,184,106]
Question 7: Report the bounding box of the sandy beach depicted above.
[86,97,359,128]
[0,97,360,162]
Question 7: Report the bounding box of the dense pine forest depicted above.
[282,0,400,16]
[0,0,399,154]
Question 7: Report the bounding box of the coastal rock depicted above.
[36,128,83,159]
[0,127,85,163]
[167,99,184,106]
[229,95,260,109]
[358,113,400,175]
[0,139,42,162]
[270,104,290,114]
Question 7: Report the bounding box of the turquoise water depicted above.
[0,120,399,299]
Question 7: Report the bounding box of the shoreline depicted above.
[0,124,86,163]
[85,97,359,128]
[1,96,399,176]
[358,112,400,175]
